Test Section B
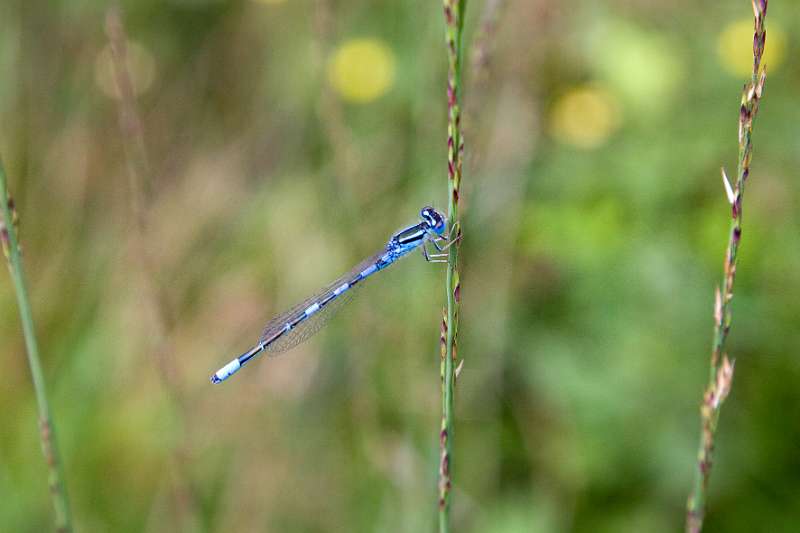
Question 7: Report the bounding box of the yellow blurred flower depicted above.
[328,38,395,103]
[718,18,785,77]
[95,40,156,100]
[549,86,621,149]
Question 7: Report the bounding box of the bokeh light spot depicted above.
[587,20,684,115]
[328,38,395,103]
[95,40,156,100]
[549,86,621,149]
[717,18,785,77]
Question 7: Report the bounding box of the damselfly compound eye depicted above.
[420,206,446,235]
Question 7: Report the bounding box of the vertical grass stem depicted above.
[685,2,768,531]
[440,1,466,531]
[0,157,74,532]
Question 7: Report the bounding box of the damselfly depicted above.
[210,206,458,384]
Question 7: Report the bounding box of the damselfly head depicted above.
[420,206,446,235]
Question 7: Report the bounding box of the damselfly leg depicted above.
[421,242,448,263]
[429,225,461,253]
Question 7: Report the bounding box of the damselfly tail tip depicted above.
[210,358,241,384]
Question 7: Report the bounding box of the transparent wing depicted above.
[258,251,385,355]
[262,286,359,354]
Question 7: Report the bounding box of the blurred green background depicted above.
[1,0,798,531]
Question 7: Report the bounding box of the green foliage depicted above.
[0,1,797,531]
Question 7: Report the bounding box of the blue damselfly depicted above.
[211,206,457,384]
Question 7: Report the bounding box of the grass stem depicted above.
[686,2,768,531]
[439,1,466,531]
[0,156,74,532]
[105,7,201,531]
